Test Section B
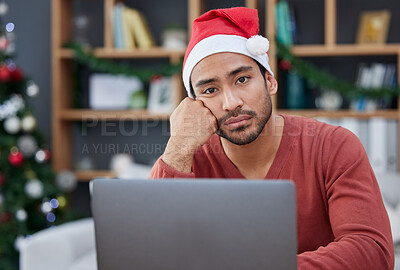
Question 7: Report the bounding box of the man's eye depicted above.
[237,76,249,83]
[237,76,249,84]
[203,88,217,94]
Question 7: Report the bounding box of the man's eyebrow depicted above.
[194,66,253,88]
[195,77,218,88]
[227,66,253,77]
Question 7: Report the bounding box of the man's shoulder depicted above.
[280,113,340,137]
[281,113,362,152]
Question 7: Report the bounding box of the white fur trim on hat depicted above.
[183,34,274,98]
[246,35,269,55]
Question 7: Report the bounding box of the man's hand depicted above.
[163,98,217,173]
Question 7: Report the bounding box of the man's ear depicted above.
[266,73,278,96]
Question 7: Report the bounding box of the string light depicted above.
[46,213,56,223]
[50,198,59,209]
[5,22,14,32]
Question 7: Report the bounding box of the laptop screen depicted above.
[91,178,297,270]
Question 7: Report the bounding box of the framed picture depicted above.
[147,76,176,114]
[356,10,391,44]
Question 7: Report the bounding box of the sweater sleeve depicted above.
[149,156,195,179]
[297,127,394,270]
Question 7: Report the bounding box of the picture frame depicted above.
[147,76,176,114]
[356,10,391,44]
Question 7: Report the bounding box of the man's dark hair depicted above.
[189,59,267,99]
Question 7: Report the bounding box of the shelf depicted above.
[75,170,117,182]
[291,44,400,57]
[59,109,171,121]
[57,47,185,59]
[276,109,399,119]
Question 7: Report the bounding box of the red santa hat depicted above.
[182,7,274,98]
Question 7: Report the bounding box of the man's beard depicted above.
[216,93,272,145]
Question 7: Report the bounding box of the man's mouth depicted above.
[224,115,252,129]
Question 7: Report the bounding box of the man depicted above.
[149,7,394,269]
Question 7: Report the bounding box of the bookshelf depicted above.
[51,0,259,181]
[269,0,400,171]
[52,0,400,181]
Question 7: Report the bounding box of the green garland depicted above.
[66,42,182,82]
[67,42,400,101]
[276,40,400,100]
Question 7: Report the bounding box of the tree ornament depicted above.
[8,148,24,167]
[4,116,21,134]
[279,59,292,71]
[0,94,25,120]
[26,80,40,97]
[40,201,52,214]
[46,212,56,223]
[56,195,67,209]
[56,170,77,192]
[11,67,23,82]
[0,172,5,187]
[14,235,24,251]
[0,36,8,51]
[21,115,37,132]
[17,135,38,157]
[35,149,51,163]
[0,1,9,16]
[25,170,37,180]
[0,64,10,82]
[0,211,12,223]
[15,209,27,222]
[24,179,43,199]
[50,198,59,209]
[5,31,15,54]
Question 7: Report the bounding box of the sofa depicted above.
[20,173,400,270]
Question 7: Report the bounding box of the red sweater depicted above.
[149,114,394,269]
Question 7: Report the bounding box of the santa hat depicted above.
[182,7,274,98]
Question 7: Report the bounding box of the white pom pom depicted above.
[246,35,269,55]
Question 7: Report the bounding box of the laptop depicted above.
[91,178,297,270]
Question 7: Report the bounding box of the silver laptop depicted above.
[91,178,297,270]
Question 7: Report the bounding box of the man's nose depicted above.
[222,89,244,111]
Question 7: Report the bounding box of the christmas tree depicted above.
[0,2,76,269]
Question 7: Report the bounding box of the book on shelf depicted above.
[339,117,360,139]
[275,0,293,47]
[368,117,388,174]
[122,7,136,49]
[128,8,156,49]
[285,70,308,109]
[111,4,155,49]
[112,3,125,49]
[351,62,398,111]
[338,117,399,173]
[288,3,297,44]
[387,120,398,172]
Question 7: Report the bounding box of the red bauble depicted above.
[0,172,5,187]
[0,211,13,223]
[0,65,10,82]
[0,36,8,51]
[279,59,292,71]
[11,68,23,82]
[8,151,24,167]
[43,149,51,161]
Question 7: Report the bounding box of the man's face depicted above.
[190,52,277,145]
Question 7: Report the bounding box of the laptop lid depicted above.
[91,178,297,270]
